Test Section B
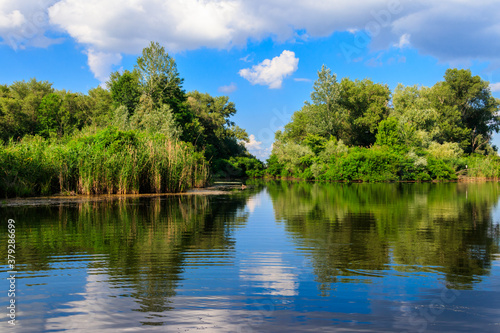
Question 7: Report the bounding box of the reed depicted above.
[0,127,209,198]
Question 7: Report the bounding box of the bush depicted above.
[0,127,209,198]
[427,157,457,180]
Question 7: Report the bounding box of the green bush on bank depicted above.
[267,145,461,182]
[0,127,208,198]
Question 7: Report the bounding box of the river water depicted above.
[1,181,500,332]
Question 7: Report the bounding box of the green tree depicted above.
[187,91,248,160]
[37,93,62,137]
[134,41,196,142]
[130,96,180,139]
[87,86,113,126]
[375,117,400,147]
[340,78,390,146]
[307,65,346,139]
[7,79,54,136]
[430,69,500,153]
[0,86,25,141]
[392,84,438,134]
[108,69,141,115]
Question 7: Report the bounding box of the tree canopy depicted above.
[268,66,500,182]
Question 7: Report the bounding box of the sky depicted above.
[1,0,500,160]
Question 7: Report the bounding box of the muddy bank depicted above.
[0,183,250,207]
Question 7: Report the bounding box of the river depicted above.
[1,181,500,332]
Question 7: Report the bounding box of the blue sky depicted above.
[1,0,500,160]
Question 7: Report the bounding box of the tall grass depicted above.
[464,155,500,179]
[0,127,209,198]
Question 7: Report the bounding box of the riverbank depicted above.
[0,182,252,207]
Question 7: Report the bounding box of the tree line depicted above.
[267,66,500,181]
[0,42,263,197]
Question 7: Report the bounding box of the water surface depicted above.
[1,182,500,332]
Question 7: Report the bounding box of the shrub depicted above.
[0,127,208,198]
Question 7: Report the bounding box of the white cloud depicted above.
[86,49,122,82]
[244,134,272,161]
[0,10,25,29]
[245,134,262,150]
[239,50,298,89]
[240,253,298,297]
[0,0,61,50]
[294,78,311,82]
[394,33,411,48]
[218,82,237,94]
[245,134,273,161]
[1,1,500,79]
[491,82,500,92]
[240,53,254,63]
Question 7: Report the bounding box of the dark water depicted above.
[1,182,500,332]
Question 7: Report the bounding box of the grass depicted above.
[0,127,209,198]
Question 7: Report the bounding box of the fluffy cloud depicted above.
[245,134,262,150]
[2,1,500,81]
[239,50,298,89]
[294,78,312,82]
[491,83,500,93]
[391,1,500,62]
[245,134,273,160]
[0,0,61,49]
[218,82,237,94]
[86,49,122,82]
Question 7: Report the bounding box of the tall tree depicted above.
[134,41,196,142]
[340,78,390,146]
[187,91,247,159]
[8,79,54,136]
[108,70,141,115]
[134,41,184,108]
[431,69,500,152]
[306,65,346,139]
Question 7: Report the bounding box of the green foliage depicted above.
[87,86,113,126]
[375,117,401,148]
[130,97,181,139]
[0,128,208,198]
[0,79,54,140]
[270,65,500,182]
[306,65,345,139]
[429,69,500,153]
[427,157,457,180]
[266,154,283,177]
[0,41,259,191]
[37,93,62,137]
[340,78,391,146]
[187,91,248,161]
[463,155,500,178]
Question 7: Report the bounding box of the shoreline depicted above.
[0,184,249,207]
[2,178,498,207]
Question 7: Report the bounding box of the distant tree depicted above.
[431,69,500,153]
[187,91,248,160]
[88,86,113,126]
[306,65,346,139]
[134,41,196,142]
[340,78,390,146]
[108,70,141,115]
[37,93,62,137]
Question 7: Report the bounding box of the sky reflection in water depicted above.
[1,182,500,332]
